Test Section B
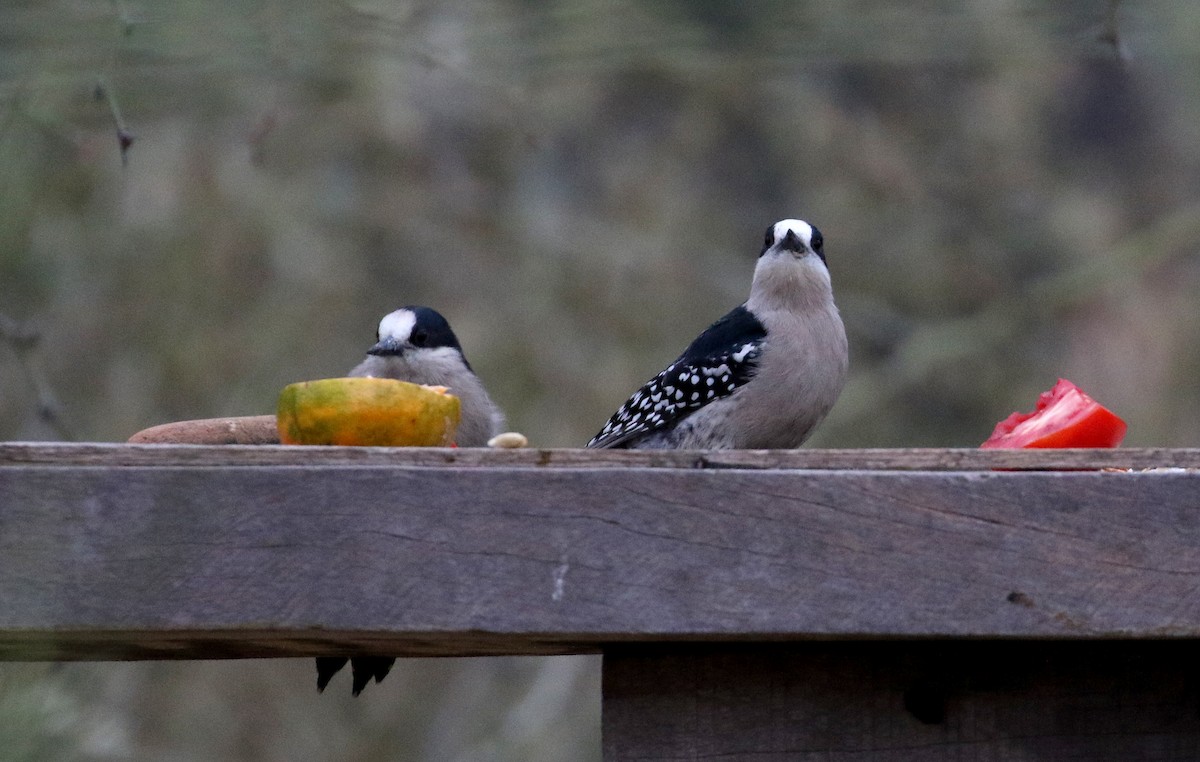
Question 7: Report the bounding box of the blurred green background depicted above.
[4,0,1200,759]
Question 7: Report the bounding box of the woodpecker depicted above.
[317,305,505,696]
[588,219,847,449]
[349,306,505,447]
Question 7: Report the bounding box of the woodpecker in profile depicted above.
[317,305,505,696]
[588,219,847,449]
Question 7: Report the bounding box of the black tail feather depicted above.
[315,657,349,693]
[316,656,396,695]
[350,657,396,696]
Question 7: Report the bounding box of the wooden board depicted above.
[2,445,1200,660]
[602,642,1200,761]
[4,441,1200,470]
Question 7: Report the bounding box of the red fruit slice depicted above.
[981,378,1127,449]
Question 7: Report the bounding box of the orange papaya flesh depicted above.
[277,377,461,446]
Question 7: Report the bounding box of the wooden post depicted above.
[3,444,1200,759]
[603,642,1200,760]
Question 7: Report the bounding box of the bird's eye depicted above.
[763,226,775,249]
[811,232,823,253]
[411,328,428,347]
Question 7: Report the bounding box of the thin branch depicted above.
[91,0,143,165]
[1098,0,1130,61]
[0,313,75,441]
[93,78,134,165]
[112,0,140,36]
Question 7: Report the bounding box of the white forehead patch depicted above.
[377,309,416,342]
[772,219,813,248]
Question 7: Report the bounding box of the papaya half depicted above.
[277,377,461,446]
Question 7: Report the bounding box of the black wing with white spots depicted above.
[587,305,766,448]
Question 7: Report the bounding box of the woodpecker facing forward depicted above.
[317,306,505,696]
[588,219,847,449]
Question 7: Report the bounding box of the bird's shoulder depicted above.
[676,303,767,365]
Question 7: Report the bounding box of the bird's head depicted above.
[368,306,468,365]
[750,219,834,313]
[759,219,824,264]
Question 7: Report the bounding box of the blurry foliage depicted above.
[3,0,1200,759]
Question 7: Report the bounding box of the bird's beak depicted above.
[367,337,406,356]
[778,229,805,255]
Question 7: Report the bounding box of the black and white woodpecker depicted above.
[588,219,848,449]
[317,305,505,696]
[350,306,506,447]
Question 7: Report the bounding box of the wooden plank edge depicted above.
[5,628,1200,662]
[0,630,599,661]
[2,442,1200,470]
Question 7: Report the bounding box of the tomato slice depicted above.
[980,378,1127,449]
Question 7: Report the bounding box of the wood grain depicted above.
[3,454,1200,660]
[603,643,1200,761]
[4,441,1200,470]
